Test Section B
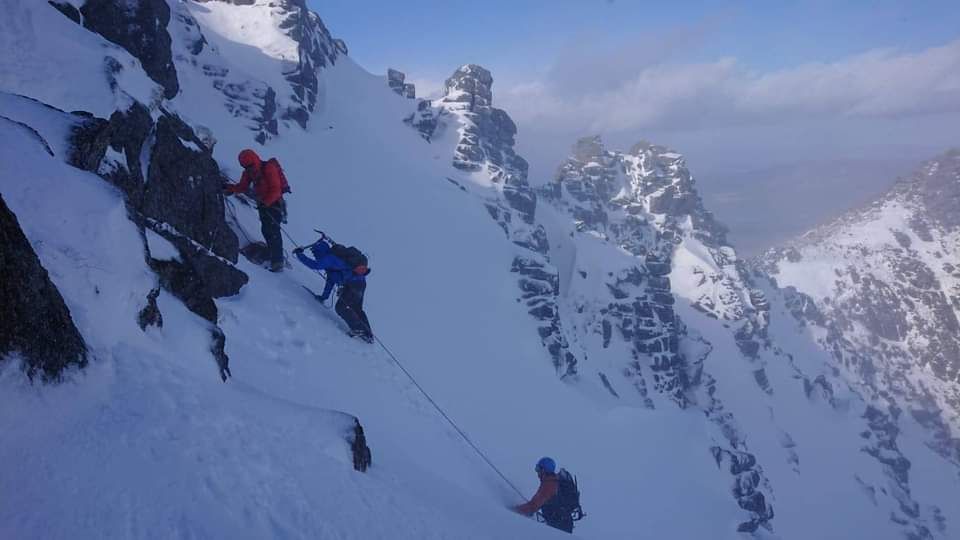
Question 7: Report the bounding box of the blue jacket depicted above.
[296,241,365,298]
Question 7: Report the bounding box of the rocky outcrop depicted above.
[0,193,87,380]
[137,288,163,330]
[435,65,578,376]
[79,0,179,99]
[712,447,775,532]
[47,1,80,24]
[71,105,242,269]
[542,137,693,404]
[404,99,441,141]
[276,0,342,126]
[185,0,343,132]
[70,102,245,381]
[387,69,415,99]
[351,420,372,472]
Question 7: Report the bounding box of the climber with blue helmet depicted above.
[513,457,575,533]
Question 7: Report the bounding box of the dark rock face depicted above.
[351,420,372,472]
[435,65,579,376]
[0,194,87,380]
[69,102,245,381]
[71,106,241,265]
[404,99,440,141]
[48,1,81,24]
[542,136,696,405]
[175,0,341,139]
[711,447,775,532]
[387,69,415,98]
[145,114,239,261]
[70,104,246,299]
[147,223,247,300]
[444,64,493,109]
[276,1,341,126]
[137,288,163,330]
[80,0,179,99]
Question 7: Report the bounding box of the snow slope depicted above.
[1,2,958,539]
[1,3,731,539]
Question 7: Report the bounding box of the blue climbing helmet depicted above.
[535,456,556,474]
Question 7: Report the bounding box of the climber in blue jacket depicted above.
[294,238,373,343]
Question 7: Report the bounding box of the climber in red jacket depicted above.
[224,149,287,272]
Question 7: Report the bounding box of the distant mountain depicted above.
[760,150,960,464]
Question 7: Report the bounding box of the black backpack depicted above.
[541,469,585,522]
[555,469,584,520]
[330,243,368,273]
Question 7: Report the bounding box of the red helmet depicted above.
[238,149,261,168]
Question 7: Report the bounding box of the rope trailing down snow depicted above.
[368,331,528,500]
[231,198,527,499]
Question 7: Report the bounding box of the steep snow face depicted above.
[426,64,581,377]
[3,2,959,539]
[170,0,343,142]
[539,135,960,538]
[761,150,960,466]
[1,4,735,540]
[0,0,161,116]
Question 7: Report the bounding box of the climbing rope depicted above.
[366,331,527,499]
[226,193,526,499]
[223,197,255,245]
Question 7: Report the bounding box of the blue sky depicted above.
[313,0,960,88]
[310,0,960,253]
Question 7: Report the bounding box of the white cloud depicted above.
[500,39,960,134]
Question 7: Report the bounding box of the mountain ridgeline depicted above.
[1,1,958,539]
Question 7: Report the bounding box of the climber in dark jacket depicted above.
[294,240,373,342]
[514,457,573,534]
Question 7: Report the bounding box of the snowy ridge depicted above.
[172,0,343,142]
[760,150,960,467]
[1,2,958,539]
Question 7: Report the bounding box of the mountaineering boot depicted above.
[349,329,374,343]
[269,260,284,273]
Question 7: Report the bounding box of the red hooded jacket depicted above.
[228,150,283,206]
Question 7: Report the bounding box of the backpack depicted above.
[266,158,291,194]
[553,469,585,521]
[330,243,369,274]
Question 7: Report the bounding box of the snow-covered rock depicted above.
[432,64,580,376]
[761,150,960,470]
[0,189,87,379]
[387,68,415,98]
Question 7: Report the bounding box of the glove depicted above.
[292,247,303,255]
[317,294,329,303]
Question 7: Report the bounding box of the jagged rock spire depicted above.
[444,64,494,109]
